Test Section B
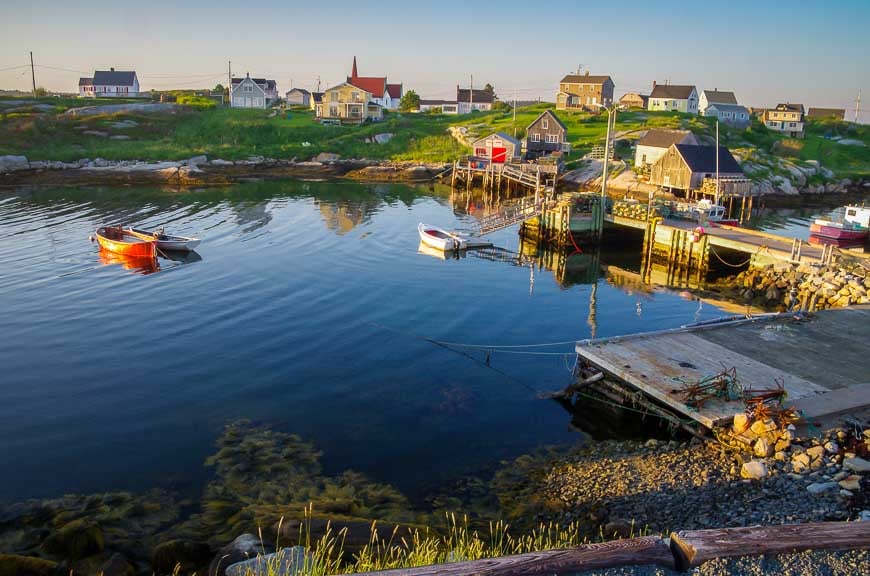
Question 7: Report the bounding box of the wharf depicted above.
[574,306,870,430]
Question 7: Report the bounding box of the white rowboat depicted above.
[417,223,491,252]
[126,227,201,252]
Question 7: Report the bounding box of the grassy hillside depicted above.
[1,97,867,178]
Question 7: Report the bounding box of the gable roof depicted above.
[775,102,804,113]
[637,129,694,149]
[807,107,846,119]
[701,90,737,105]
[312,92,324,103]
[92,70,137,86]
[673,144,743,174]
[457,87,494,104]
[560,74,612,85]
[79,77,93,86]
[232,77,276,91]
[420,99,456,106]
[385,83,402,99]
[705,103,750,115]
[472,131,521,148]
[348,76,386,98]
[287,88,311,96]
[650,84,696,100]
[527,109,567,132]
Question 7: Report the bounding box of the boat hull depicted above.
[417,223,492,252]
[809,222,868,241]
[95,227,156,258]
[127,227,201,252]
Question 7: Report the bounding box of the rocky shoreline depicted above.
[0,154,450,188]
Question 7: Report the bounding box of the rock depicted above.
[754,437,773,458]
[774,438,791,452]
[832,471,849,482]
[860,510,870,522]
[209,533,268,576]
[371,133,394,144]
[792,453,811,473]
[41,519,104,560]
[838,476,862,492]
[824,441,839,454]
[225,546,309,576]
[806,482,838,495]
[732,413,750,434]
[843,457,870,473]
[209,159,234,166]
[741,460,767,480]
[644,439,659,448]
[774,451,787,461]
[152,540,212,575]
[806,445,825,461]
[602,519,633,538]
[82,130,109,137]
[188,155,208,167]
[750,418,776,436]
[0,155,29,172]
[99,553,135,576]
[840,489,854,498]
[314,152,340,162]
[0,554,59,576]
[109,135,131,140]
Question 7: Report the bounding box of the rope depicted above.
[708,244,754,268]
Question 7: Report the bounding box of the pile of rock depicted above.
[721,260,869,311]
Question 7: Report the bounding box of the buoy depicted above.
[88,235,95,242]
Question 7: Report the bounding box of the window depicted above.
[546,134,559,143]
[531,133,541,142]
[352,91,361,102]
[789,122,796,127]
[475,147,487,156]
[329,105,339,117]
[542,118,548,129]
[330,92,339,101]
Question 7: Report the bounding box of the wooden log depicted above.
[670,521,870,570]
[334,536,674,576]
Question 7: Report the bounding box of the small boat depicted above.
[418,223,492,252]
[94,226,156,259]
[809,205,870,242]
[126,227,201,252]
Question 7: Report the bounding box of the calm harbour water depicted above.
[0,180,732,505]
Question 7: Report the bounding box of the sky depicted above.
[2,0,868,121]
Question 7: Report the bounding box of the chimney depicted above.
[110,67,115,72]
[652,80,657,90]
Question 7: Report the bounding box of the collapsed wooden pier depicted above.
[574,305,870,430]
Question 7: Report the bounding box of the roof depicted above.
[472,131,521,148]
[528,109,567,132]
[701,90,737,105]
[324,81,366,94]
[673,144,743,174]
[92,70,137,86]
[619,92,648,101]
[807,107,844,119]
[232,77,276,90]
[348,76,386,98]
[312,92,324,103]
[649,84,696,100]
[705,103,750,114]
[457,87,494,104]
[560,74,613,85]
[386,83,402,99]
[775,103,805,113]
[420,99,456,106]
[287,88,311,95]
[637,129,694,149]
[78,77,93,86]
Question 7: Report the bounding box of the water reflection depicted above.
[98,249,159,274]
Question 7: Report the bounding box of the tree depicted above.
[483,83,497,100]
[399,90,421,112]
[34,86,47,97]
[214,83,224,94]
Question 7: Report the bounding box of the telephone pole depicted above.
[470,74,474,112]
[30,51,36,95]
[856,91,861,123]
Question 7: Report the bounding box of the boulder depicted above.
[740,460,767,480]
[602,519,634,538]
[314,152,340,162]
[82,130,109,137]
[225,546,308,576]
[0,554,59,576]
[792,453,811,473]
[210,159,234,166]
[209,533,268,576]
[806,482,839,495]
[824,441,839,454]
[838,476,862,492]
[41,519,104,560]
[732,413,750,434]
[753,438,773,458]
[109,135,131,140]
[188,155,208,167]
[844,457,870,473]
[152,540,212,576]
[0,155,29,172]
[99,553,135,576]
[372,133,393,144]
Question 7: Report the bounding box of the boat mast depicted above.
[715,120,720,207]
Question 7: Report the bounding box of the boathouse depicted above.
[471,132,521,163]
[524,110,570,159]
[648,144,743,192]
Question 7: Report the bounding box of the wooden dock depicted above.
[574,306,870,429]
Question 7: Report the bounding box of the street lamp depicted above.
[594,103,618,237]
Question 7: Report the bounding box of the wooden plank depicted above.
[333,537,675,576]
[670,521,870,570]
[789,383,870,420]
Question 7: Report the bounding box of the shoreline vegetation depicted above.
[0,420,867,575]
[1,98,868,194]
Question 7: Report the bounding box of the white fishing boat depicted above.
[126,227,201,252]
[417,223,491,252]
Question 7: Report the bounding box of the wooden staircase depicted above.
[477,195,552,236]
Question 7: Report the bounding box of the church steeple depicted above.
[351,56,358,80]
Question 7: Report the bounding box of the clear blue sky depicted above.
[2,0,867,121]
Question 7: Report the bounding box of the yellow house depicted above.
[316,82,383,124]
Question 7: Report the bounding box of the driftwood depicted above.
[335,536,674,575]
[670,521,870,570]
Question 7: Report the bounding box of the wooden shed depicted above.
[524,110,570,159]
[472,132,521,164]
[648,144,743,192]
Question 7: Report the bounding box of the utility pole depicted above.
[513,87,517,138]
[470,74,474,112]
[598,105,615,239]
[227,60,232,105]
[856,90,861,123]
[30,51,36,95]
[715,120,720,206]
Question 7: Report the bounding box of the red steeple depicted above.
[351,56,358,80]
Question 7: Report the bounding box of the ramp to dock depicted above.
[575,306,870,429]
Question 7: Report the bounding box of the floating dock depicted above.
[574,306,870,430]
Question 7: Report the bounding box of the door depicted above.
[491,147,507,163]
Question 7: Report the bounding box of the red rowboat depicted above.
[809,220,869,242]
[94,226,157,258]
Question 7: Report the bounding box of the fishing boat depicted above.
[93,226,156,258]
[125,227,201,251]
[417,223,491,252]
[809,205,870,242]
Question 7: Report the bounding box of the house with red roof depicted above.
[346,57,402,110]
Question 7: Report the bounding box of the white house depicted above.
[78,69,139,98]
[457,86,494,114]
[285,88,311,107]
[648,82,698,114]
[703,103,751,129]
[699,89,738,114]
[634,129,698,169]
[231,74,278,109]
[418,99,459,114]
